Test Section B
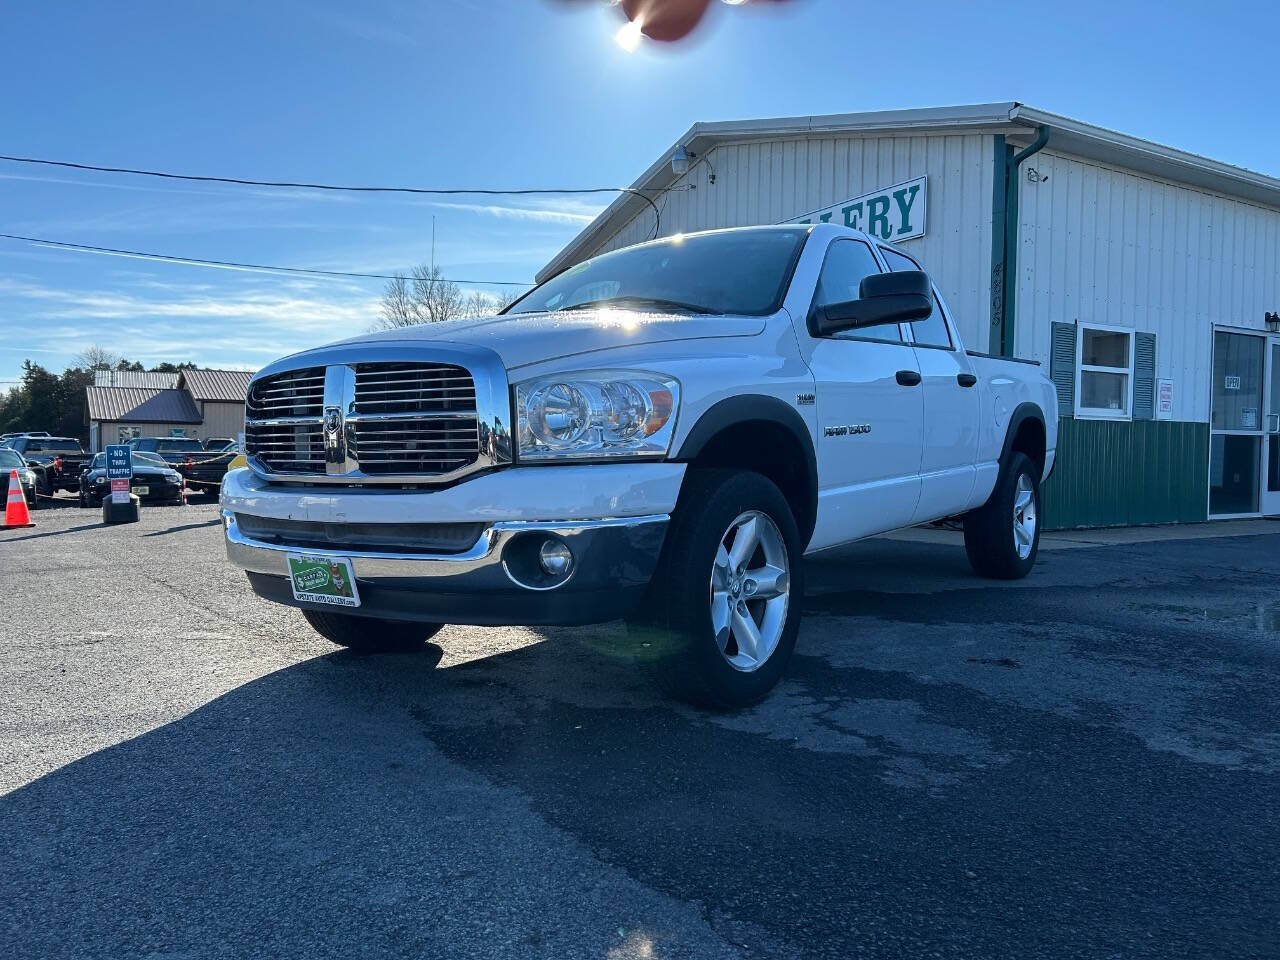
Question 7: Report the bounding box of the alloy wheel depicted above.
[709,510,791,672]
[1013,473,1037,560]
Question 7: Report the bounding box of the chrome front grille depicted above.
[245,367,325,419]
[350,362,479,475]
[244,367,327,473]
[352,363,476,415]
[243,347,508,484]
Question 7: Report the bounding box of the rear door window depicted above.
[877,246,953,349]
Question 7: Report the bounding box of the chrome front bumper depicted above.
[223,510,670,626]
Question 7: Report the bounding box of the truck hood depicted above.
[330,309,767,370]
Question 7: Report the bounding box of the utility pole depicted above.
[431,216,436,274]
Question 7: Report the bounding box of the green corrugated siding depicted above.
[1042,418,1208,530]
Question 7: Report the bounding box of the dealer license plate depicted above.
[286,554,360,608]
[131,486,149,495]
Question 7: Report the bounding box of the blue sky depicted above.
[1,0,1277,384]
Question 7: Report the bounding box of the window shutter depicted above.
[1049,321,1076,417]
[1133,332,1156,420]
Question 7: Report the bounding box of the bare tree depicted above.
[377,265,465,329]
[74,345,123,370]
[378,266,529,329]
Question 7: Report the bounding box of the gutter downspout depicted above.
[989,125,1049,356]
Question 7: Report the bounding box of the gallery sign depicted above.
[786,176,926,242]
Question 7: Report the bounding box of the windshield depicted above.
[506,228,809,317]
[23,440,83,454]
[0,450,23,469]
[156,439,205,452]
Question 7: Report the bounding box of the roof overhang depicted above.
[537,101,1280,282]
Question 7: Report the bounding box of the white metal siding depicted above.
[583,133,996,351]
[199,401,246,440]
[1014,149,1280,423]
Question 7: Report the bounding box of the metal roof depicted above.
[538,101,1280,281]
[85,387,203,424]
[178,369,253,402]
[92,369,180,389]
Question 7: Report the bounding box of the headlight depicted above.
[166,470,181,481]
[20,470,35,484]
[515,370,679,461]
[95,476,106,485]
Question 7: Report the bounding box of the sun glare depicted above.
[614,19,643,53]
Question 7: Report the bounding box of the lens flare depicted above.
[614,18,644,51]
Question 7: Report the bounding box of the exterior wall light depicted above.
[1266,311,1280,333]
[671,146,690,176]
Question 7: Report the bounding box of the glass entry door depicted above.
[1210,331,1265,516]
[1264,338,1280,517]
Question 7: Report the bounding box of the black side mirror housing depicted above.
[810,269,933,336]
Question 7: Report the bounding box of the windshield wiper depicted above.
[557,296,716,316]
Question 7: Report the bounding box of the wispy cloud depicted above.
[429,200,599,224]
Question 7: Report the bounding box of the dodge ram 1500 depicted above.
[222,224,1057,706]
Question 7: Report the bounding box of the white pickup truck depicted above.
[222,224,1057,706]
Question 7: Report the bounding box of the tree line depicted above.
[0,348,195,443]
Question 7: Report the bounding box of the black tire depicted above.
[963,451,1041,580]
[301,609,444,654]
[628,469,804,709]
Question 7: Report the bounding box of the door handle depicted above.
[957,373,978,387]
[895,370,922,387]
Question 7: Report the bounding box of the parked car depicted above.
[0,448,39,509]
[203,437,236,451]
[127,437,236,494]
[78,450,184,507]
[7,436,88,495]
[221,224,1058,706]
[0,431,52,449]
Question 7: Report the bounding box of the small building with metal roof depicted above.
[85,368,252,451]
[540,103,1280,528]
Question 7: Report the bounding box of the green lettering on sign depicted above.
[785,176,927,242]
[867,196,892,239]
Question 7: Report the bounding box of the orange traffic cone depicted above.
[3,469,34,529]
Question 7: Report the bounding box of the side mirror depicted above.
[810,270,933,336]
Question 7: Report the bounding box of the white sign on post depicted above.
[786,177,927,242]
[1156,379,1174,420]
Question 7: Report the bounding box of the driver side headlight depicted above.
[515,370,679,461]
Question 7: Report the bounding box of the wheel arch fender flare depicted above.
[673,394,818,541]
[1000,402,1047,474]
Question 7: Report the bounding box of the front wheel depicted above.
[301,609,444,654]
[963,451,1041,579]
[629,469,803,709]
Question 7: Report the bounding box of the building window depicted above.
[1076,324,1134,419]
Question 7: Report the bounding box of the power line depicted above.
[0,153,661,238]
[0,233,533,286]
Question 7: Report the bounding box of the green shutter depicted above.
[1049,321,1076,417]
[1133,332,1156,420]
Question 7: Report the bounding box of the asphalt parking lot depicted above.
[2,495,1278,959]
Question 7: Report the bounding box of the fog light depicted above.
[538,540,573,577]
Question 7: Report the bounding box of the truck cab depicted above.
[222,224,1057,707]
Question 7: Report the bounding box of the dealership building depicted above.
[538,103,1280,528]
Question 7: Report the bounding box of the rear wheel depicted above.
[963,452,1041,579]
[301,609,443,654]
[629,469,803,708]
